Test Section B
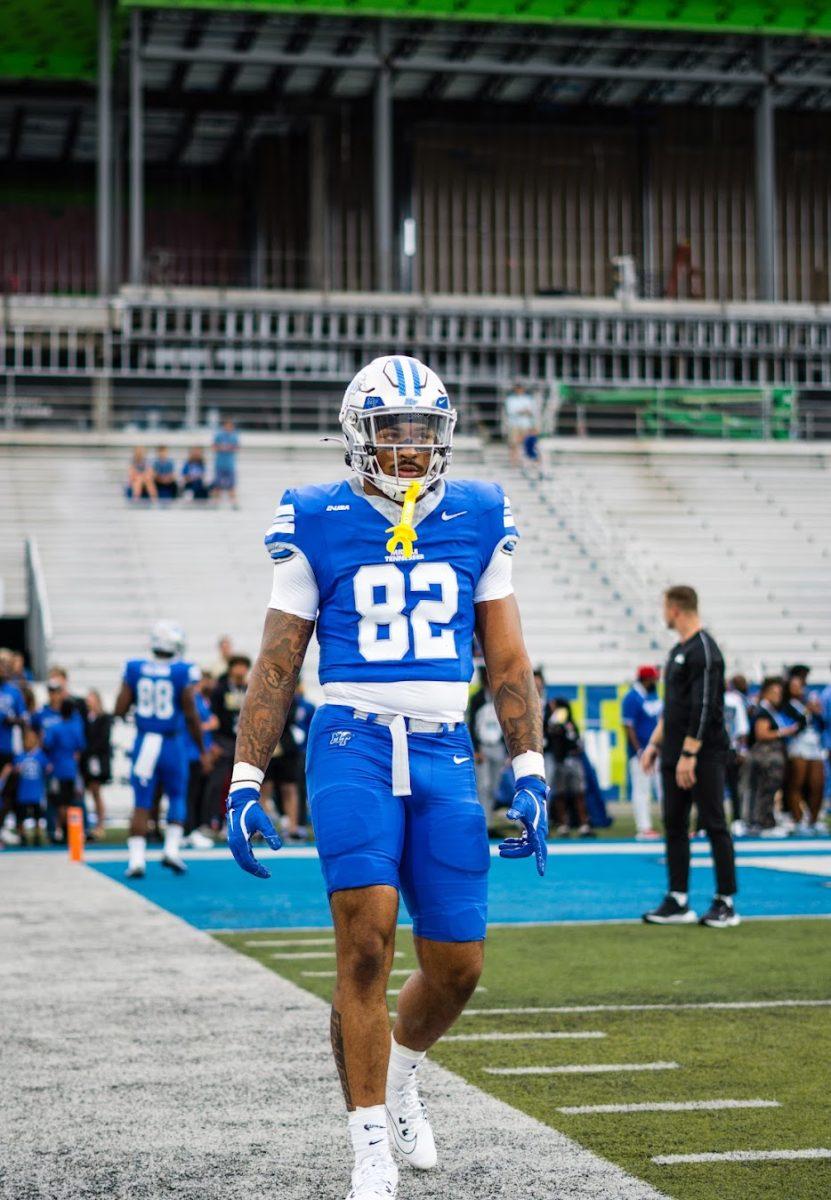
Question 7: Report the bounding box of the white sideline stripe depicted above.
[558,1100,781,1115]
[388,986,489,997]
[271,950,404,961]
[459,999,831,1016]
[444,1031,606,1043]
[485,1062,680,1076]
[245,937,334,947]
[652,1149,831,1165]
[304,967,413,978]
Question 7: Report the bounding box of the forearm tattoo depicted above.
[234,609,314,772]
[493,667,544,759]
[330,1007,353,1108]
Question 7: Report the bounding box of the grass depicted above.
[217,920,831,1200]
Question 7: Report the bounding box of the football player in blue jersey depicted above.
[115,620,208,879]
[227,356,548,1200]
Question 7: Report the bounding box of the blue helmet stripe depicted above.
[391,357,407,396]
[406,357,422,396]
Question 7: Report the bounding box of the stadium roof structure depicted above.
[1,0,831,88]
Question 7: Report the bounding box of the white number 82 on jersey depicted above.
[353,563,459,662]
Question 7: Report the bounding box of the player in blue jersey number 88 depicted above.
[227,355,548,1200]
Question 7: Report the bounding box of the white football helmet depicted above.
[339,355,456,502]
[150,619,186,659]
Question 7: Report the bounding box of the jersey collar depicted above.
[349,477,445,528]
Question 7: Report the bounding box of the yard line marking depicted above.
[388,986,488,998]
[245,937,334,948]
[485,1062,680,1076]
[445,1031,606,1043]
[559,1100,781,1115]
[652,1149,831,1165]
[271,950,404,961]
[459,999,831,1016]
[303,967,413,978]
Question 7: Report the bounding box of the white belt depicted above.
[351,709,458,798]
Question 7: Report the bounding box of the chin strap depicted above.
[385,480,422,558]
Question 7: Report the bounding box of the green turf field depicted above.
[218,921,831,1200]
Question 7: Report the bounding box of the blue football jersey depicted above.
[264,479,518,685]
[123,658,200,735]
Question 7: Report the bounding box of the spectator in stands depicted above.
[10,651,33,685]
[126,447,157,502]
[181,447,210,501]
[183,672,219,848]
[545,696,592,837]
[747,676,797,836]
[0,727,49,847]
[205,654,250,828]
[723,674,751,832]
[152,445,179,501]
[503,383,537,467]
[212,418,240,507]
[210,635,234,681]
[467,670,508,829]
[0,650,26,845]
[783,666,827,835]
[622,665,663,841]
[81,689,112,840]
[43,698,85,840]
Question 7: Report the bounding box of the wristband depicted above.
[512,751,545,781]
[230,761,264,790]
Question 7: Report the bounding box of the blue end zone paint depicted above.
[89,846,831,933]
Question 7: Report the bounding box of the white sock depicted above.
[164,822,183,860]
[386,1035,426,1095]
[717,895,734,907]
[348,1105,389,1164]
[127,835,146,870]
[670,891,688,907]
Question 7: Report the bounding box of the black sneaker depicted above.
[161,855,188,876]
[699,897,741,928]
[642,894,698,925]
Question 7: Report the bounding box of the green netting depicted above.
[124,0,831,38]
[0,1,99,82]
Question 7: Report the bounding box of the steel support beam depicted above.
[129,9,144,285]
[755,41,778,301]
[96,0,112,295]
[374,22,394,292]
[139,40,831,94]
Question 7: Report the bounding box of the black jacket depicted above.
[662,630,729,764]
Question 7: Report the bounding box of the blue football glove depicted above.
[226,787,282,879]
[498,775,549,877]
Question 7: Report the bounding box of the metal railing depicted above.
[2,291,831,436]
[24,538,53,682]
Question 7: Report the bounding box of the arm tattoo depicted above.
[234,609,314,772]
[493,668,544,759]
[330,1007,353,1108]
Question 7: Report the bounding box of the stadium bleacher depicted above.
[1,435,828,690]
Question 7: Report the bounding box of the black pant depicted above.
[662,759,737,897]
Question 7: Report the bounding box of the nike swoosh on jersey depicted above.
[453,755,471,764]
[441,510,467,521]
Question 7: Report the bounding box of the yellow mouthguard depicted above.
[385,480,422,558]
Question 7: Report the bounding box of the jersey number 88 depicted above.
[353,563,459,662]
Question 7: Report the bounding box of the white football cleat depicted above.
[346,1154,398,1199]
[386,1076,437,1170]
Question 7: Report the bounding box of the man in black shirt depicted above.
[640,585,739,929]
